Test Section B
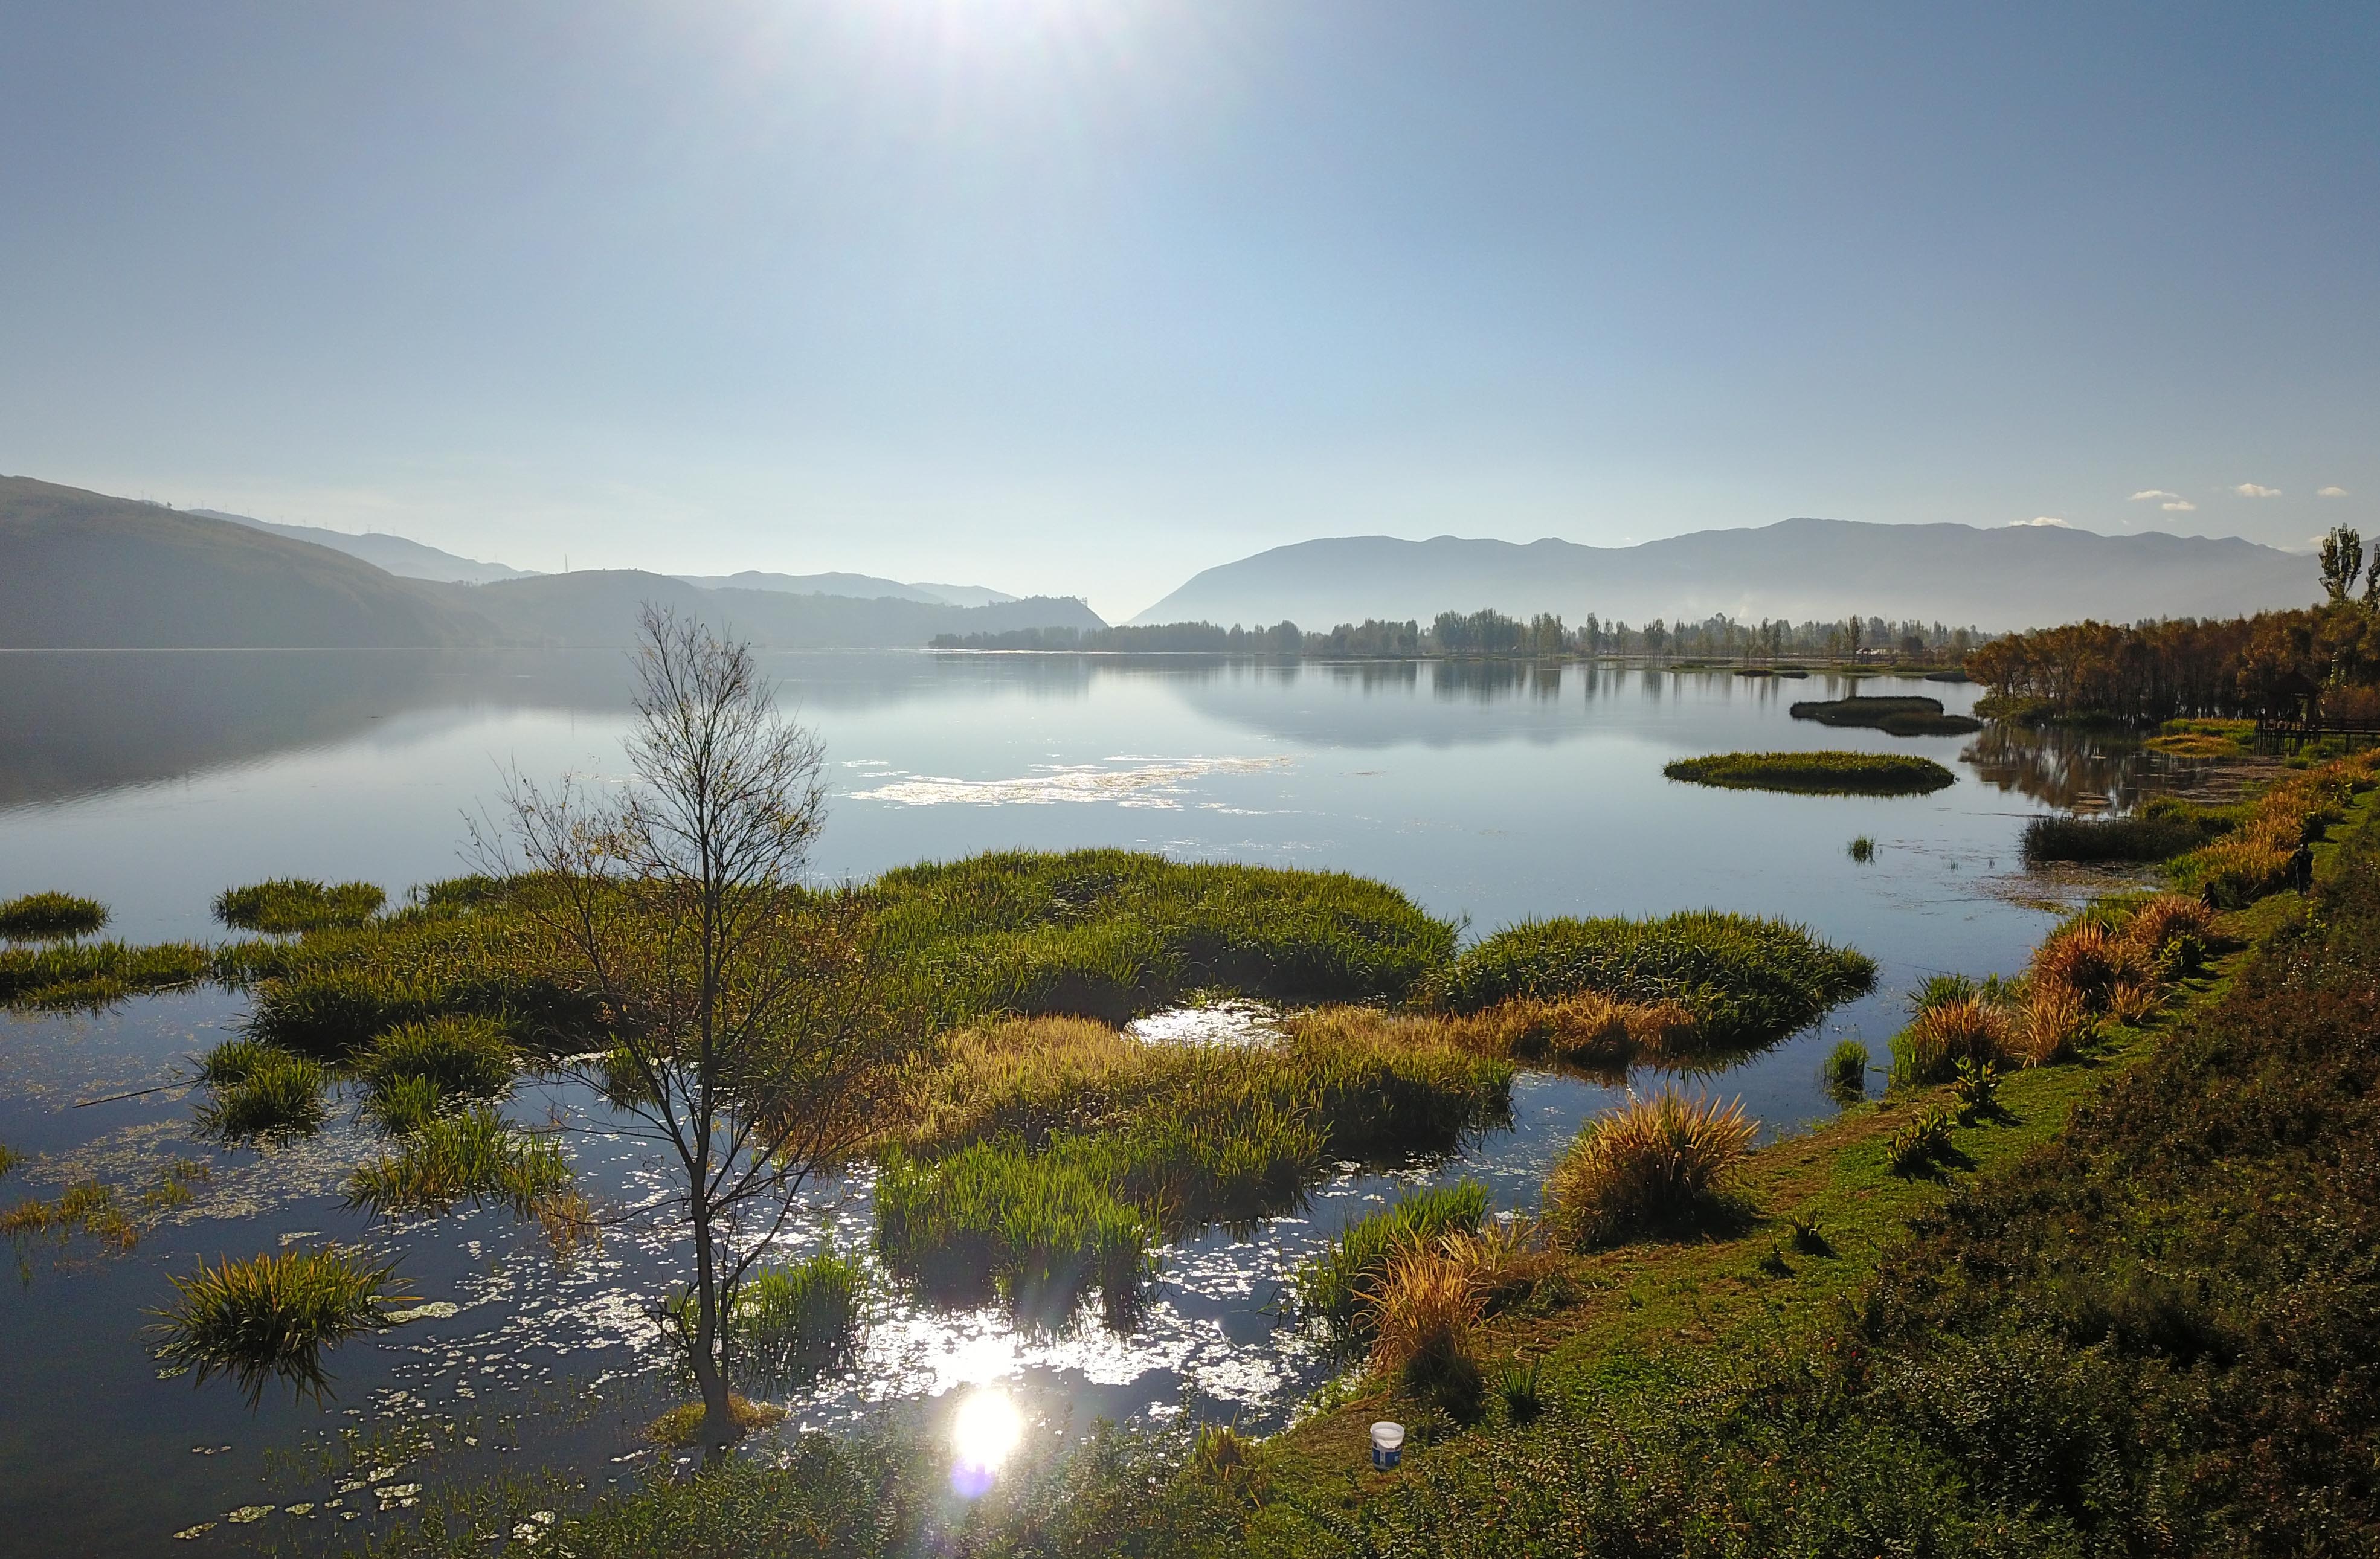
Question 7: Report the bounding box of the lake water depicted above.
[0,650,2144,1554]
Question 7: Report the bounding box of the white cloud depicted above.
[2161,500,2196,512]
[2235,483,2282,498]
[2318,486,2350,498]
[2129,489,2179,501]
[2012,516,2070,527]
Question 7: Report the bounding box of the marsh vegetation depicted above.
[150,1247,409,1404]
[214,878,387,933]
[0,890,108,940]
[1664,750,1957,794]
[1787,694,1982,736]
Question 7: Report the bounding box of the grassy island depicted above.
[0,890,109,940]
[1788,694,1983,735]
[1664,750,1956,795]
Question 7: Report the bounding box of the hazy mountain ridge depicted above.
[193,507,536,584]
[673,570,1020,608]
[0,477,1102,648]
[1131,519,2320,632]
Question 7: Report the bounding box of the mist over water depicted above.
[0,650,2138,1554]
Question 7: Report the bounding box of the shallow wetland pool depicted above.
[0,649,2171,1553]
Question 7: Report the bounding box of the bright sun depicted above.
[950,1387,1026,1496]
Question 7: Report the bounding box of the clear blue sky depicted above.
[1,1,2372,617]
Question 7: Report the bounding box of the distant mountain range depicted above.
[672,571,1018,608]
[0,477,1099,649]
[1131,519,2321,632]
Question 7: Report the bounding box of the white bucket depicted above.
[1369,1421,1405,1470]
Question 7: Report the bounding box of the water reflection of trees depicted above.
[1961,724,2144,809]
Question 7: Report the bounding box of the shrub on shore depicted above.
[1432,911,1876,1051]
[150,1247,407,1403]
[214,878,387,934]
[0,891,109,941]
[1666,750,1957,795]
[1546,1090,1756,1248]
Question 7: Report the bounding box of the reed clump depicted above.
[875,1142,1152,1322]
[0,939,213,1008]
[150,1247,408,1403]
[213,878,387,934]
[194,1049,329,1140]
[1823,1038,1868,1099]
[0,891,109,940]
[1890,997,2015,1086]
[1431,911,1875,1052]
[1365,1239,1488,1418]
[362,1016,516,1100]
[1665,750,1957,795]
[732,1250,866,1382]
[1545,1090,1757,1248]
[1294,1181,1490,1337]
[344,1107,571,1218]
[1,1178,140,1250]
[2021,814,2205,865]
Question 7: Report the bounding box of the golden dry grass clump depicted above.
[1364,1237,1488,1410]
[1897,997,2015,1081]
[2121,893,2214,969]
[1545,1089,1757,1248]
[1286,995,1693,1072]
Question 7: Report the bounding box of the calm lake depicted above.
[0,649,2144,1554]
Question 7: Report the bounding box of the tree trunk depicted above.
[692,1208,736,1459]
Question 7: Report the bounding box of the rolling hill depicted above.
[1130,519,2321,631]
[194,508,535,583]
[0,477,494,648]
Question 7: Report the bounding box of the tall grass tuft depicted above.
[194,1050,329,1140]
[1822,1039,1868,1099]
[733,1250,866,1383]
[345,1107,571,1219]
[1365,1240,1487,1418]
[150,1247,408,1403]
[214,878,387,934]
[1432,911,1875,1052]
[2021,815,2202,865]
[0,891,109,940]
[1889,997,2013,1087]
[363,1016,515,1099]
[1294,1181,1490,1337]
[1546,1090,1757,1248]
[875,1142,1151,1323]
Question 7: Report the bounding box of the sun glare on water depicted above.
[950,1387,1027,1497]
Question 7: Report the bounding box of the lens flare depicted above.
[949,1386,1025,1497]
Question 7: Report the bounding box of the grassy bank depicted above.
[1664,748,1956,794]
[331,782,2380,1559]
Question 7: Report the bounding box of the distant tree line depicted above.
[1965,524,2380,724]
[932,609,1984,661]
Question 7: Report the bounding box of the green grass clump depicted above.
[1665,750,1957,796]
[363,1016,516,1099]
[1293,1181,1490,1337]
[0,891,109,940]
[150,1247,408,1404]
[1,1178,140,1250]
[345,1107,571,1218]
[0,940,213,1008]
[2021,814,2203,864]
[1847,835,1876,861]
[365,1074,452,1136]
[862,849,1458,1026]
[875,1142,1152,1322]
[734,1251,866,1382]
[1789,695,1982,735]
[1884,1102,1958,1174]
[1431,911,1875,1050]
[194,1050,329,1140]
[1822,1038,1868,1099]
[214,878,387,934]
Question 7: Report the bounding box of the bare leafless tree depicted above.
[477,606,909,1454]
